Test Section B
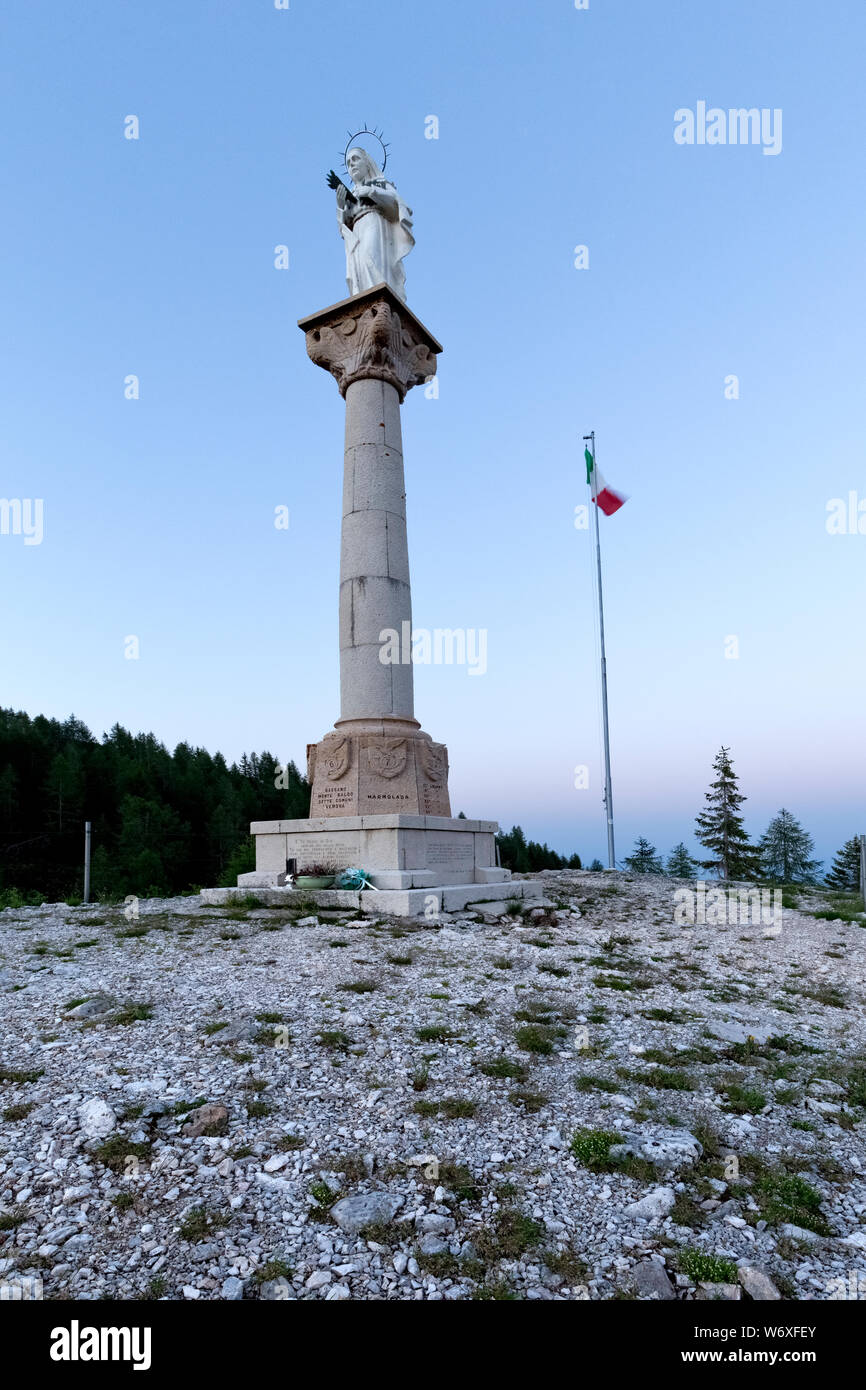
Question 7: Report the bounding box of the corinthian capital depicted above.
[298,283,441,402]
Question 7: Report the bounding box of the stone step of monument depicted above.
[200,879,542,918]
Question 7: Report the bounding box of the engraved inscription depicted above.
[313,784,356,813]
[285,835,360,869]
[427,843,475,865]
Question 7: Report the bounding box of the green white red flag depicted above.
[585,447,627,516]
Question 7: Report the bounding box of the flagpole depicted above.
[584,430,616,870]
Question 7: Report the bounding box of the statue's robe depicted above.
[338,178,414,301]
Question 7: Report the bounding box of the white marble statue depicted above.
[327,147,414,301]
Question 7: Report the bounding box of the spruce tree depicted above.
[694,746,760,880]
[588,858,604,872]
[496,826,529,873]
[624,837,664,874]
[758,809,821,884]
[825,835,862,891]
[666,842,698,878]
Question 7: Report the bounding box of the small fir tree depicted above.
[824,835,862,891]
[666,842,698,878]
[694,746,761,880]
[624,837,664,874]
[758,809,821,884]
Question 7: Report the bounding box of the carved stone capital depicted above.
[307,728,451,818]
[298,283,442,402]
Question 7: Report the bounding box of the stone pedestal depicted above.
[307,727,449,818]
[235,283,526,916]
[246,814,509,890]
[208,814,542,915]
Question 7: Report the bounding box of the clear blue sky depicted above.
[1,0,863,867]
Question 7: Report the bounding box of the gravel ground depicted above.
[1,870,865,1302]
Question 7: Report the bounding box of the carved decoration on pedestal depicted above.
[419,741,448,783]
[306,730,451,818]
[322,738,351,780]
[301,285,440,403]
[367,738,408,780]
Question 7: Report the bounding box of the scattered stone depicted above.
[77,1098,116,1140]
[264,1154,291,1172]
[202,1019,255,1047]
[738,1266,781,1300]
[779,1224,822,1245]
[625,1186,676,1220]
[330,1193,404,1235]
[706,1020,773,1045]
[610,1129,702,1172]
[67,995,116,1020]
[3,874,864,1302]
[633,1260,676,1300]
[181,1104,228,1138]
[418,1235,449,1256]
[416,1214,455,1235]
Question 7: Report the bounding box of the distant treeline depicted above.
[496,824,581,873]
[0,708,309,901]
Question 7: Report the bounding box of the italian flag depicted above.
[585,447,627,516]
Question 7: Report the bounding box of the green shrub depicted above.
[678,1249,738,1283]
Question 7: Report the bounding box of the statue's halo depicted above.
[342,126,389,174]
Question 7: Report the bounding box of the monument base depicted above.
[200,878,541,917]
[246,813,507,889]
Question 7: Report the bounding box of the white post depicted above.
[83,821,92,904]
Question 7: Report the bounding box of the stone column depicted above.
[298,283,451,819]
[338,375,415,725]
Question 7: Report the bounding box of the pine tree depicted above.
[825,835,862,891]
[0,706,314,899]
[42,748,85,833]
[496,826,529,873]
[218,838,256,887]
[694,746,760,880]
[624,837,664,874]
[588,858,605,872]
[0,764,18,830]
[758,809,821,884]
[666,842,698,878]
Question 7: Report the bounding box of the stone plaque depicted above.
[284,833,360,870]
[426,841,475,866]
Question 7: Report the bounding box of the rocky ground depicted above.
[1,871,865,1302]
